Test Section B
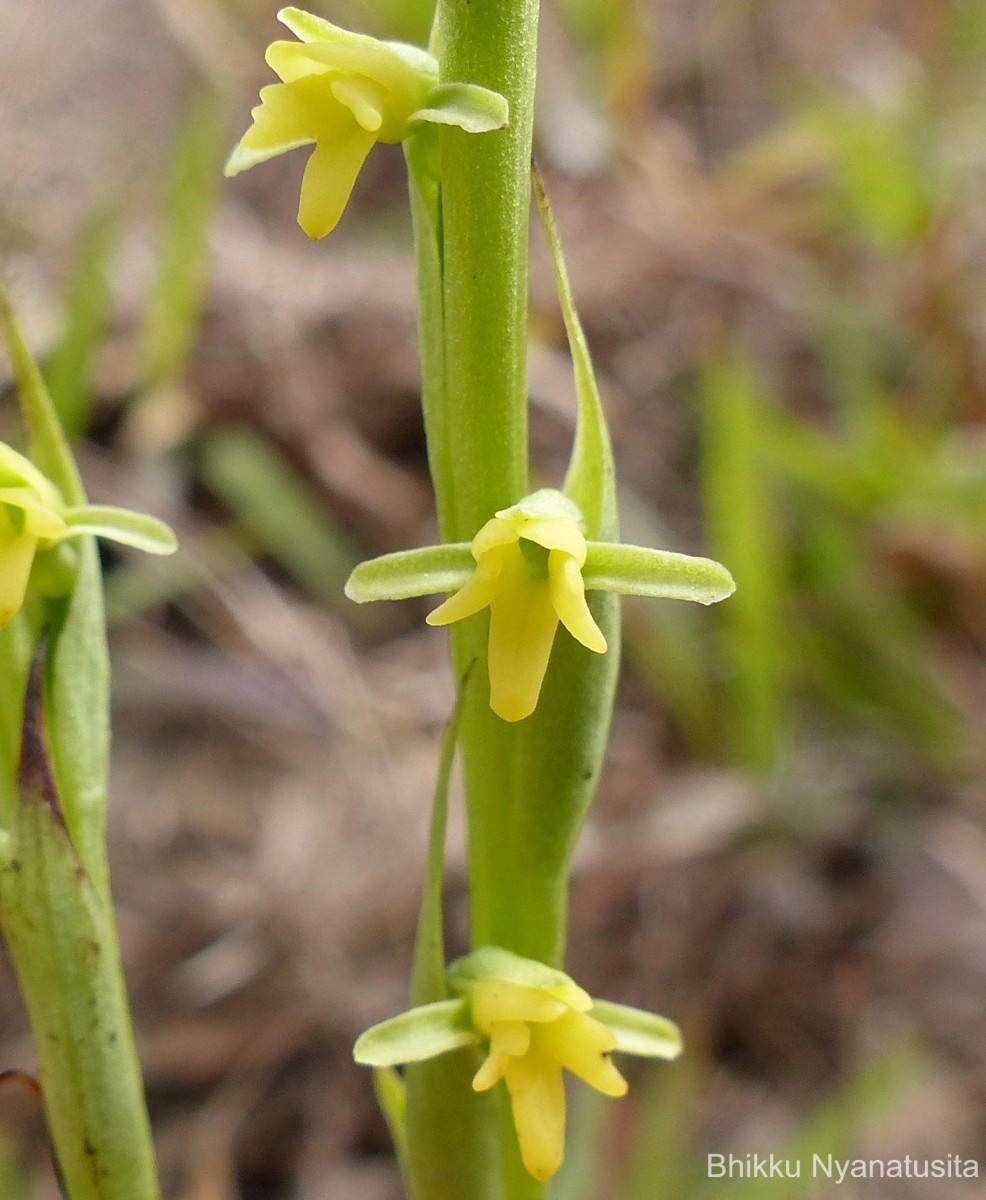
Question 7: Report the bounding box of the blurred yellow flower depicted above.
[0,446,66,628]
[468,971,627,1181]
[354,946,682,1183]
[427,490,606,722]
[226,7,508,239]
[0,442,177,630]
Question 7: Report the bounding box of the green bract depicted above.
[225,6,509,238]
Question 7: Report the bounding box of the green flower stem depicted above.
[425,0,555,957]
[431,0,535,540]
[405,3,623,1197]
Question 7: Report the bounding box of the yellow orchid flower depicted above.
[354,945,683,1182]
[346,487,736,723]
[225,7,508,239]
[0,442,177,630]
[426,490,607,722]
[0,446,67,627]
[466,968,628,1180]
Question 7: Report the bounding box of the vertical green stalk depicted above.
[411,0,619,980]
[430,0,559,968]
[406,3,618,1197]
[432,0,536,540]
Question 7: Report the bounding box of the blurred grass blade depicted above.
[199,427,361,609]
[700,348,788,771]
[623,1043,706,1200]
[551,1087,608,1200]
[805,96,931,250]
[44,199,121,440]
[799,513,963,766]
[693,1043,927,1200]
[138,83,227,392]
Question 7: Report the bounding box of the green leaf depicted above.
[591,1000,683,1060]
[346,544,474,603]
[61,506,177,556]
[413,83,509,133]
[533,167,616,541]
[354,998,478,1067]
[44,540,111,896]
[0,615,34,833]
[0,663,160,1199]
[583,543,735,605]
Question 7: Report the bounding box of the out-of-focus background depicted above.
[2,0,986,1196]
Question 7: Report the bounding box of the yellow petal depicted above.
[225,79,334,176]
[487,549,559,722]
[426,546,504,626]
[265,38,332,83]
[519,516,587,563]
[471,516,521,559]
[297,124,376,239]
[0,444,62,505]
[549,552,607,653]
[330,76,385,132]
[0,512,38,628]
[504,1051,566,1181]
[535,1011,628,1097]
[470,980,567,1033]
[472,1020,530,1091]
[0,488,66,539]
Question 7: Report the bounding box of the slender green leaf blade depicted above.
[201,428,361,607]
[44,199,120,440]
[138,84,226,391]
